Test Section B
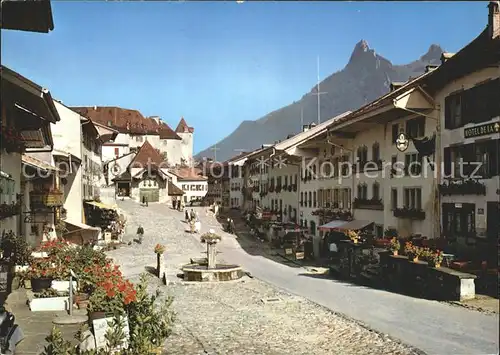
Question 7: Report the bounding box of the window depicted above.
[357,146,368,163]
[284,176,288,186]
[357,184,368,199]
[308,192,312,208]
[390,155,397,177]
[392,124,399,145]
[444,140,500,178]
[372,143,380,161]
[445,79,500,129]
[405,117,425,138]
[372,182,380,200]
[114,148,119,158]
[403,187,422,210]
[333,157,339,177]
[313,191,317,207]
[300,192,303,206]
[341,155,349,175]
[375,225,384,238]
[404,153,422,175]
[391,188,398,210]
[331,189,338,206]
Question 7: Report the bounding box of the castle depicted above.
[72,106,194,166]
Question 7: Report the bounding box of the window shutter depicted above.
[443,147,451,176]
[444,96,451,129]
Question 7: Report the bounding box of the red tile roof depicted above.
[168,181,184,196]
[71,106,181,140]
[175,117,194,133]
[169,167,207,181]
[128,140,165,169]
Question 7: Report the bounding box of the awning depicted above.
[64,220,100,232]
[318,220,348,231]
[85,201,117,210]
[335,220,374,231]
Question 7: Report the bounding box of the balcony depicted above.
[438,180,487,196]
[353,198,384,210]
[393,208,426,220]
[0,201,21,220]
[30,190,64,208]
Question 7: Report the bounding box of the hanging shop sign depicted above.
[396,133,409,152]
[463,122,500,139]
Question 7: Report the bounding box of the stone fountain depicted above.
[182,230,243,282]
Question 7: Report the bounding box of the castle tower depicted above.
[175,117,194,166]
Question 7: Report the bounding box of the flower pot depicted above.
[74,293,90,304]
[392,250,398,256]
[77,300,90,310]
[89,311,107,322]
[11,275,20,291]
[23,279,32,289]
[31,277,53,292]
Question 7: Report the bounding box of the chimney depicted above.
[488,1,500,39]
[440,52,455,65]
[425,64,439,73]
[94,105,97,110]
[302,125,310,132]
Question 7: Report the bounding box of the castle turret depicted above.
[175,117,194,166]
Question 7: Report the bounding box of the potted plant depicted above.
[88,277,136,321]
[427,250,444,268]
[404,242,419,262]
[154,244,165,278]
[389,238,400,256]
[27,258,54,292]
[347,230,359,244]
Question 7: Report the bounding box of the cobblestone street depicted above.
[107,200,420,355]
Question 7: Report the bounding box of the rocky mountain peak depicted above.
[421,43,444,62]
[347,39,377,67]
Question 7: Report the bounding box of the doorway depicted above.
[442,203,475,241]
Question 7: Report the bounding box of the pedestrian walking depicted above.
[185,209,190,222]
[190,209,196,221]
[142,195,148,207]
[136,225,144,244]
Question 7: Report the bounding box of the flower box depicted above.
[29,295,70,311]
[353,198,384,210]
[393,208,426,220]
[438,180,487,196]
[51,280,78,293]
[30,191,64,207]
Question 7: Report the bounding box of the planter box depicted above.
[29,296,70,311]
[51,280,77,293]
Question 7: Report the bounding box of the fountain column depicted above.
[207,242,217,269]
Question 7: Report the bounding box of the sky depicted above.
[2,1,489,153]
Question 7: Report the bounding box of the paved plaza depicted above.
[107,201,420,355]
[107,200,499,355]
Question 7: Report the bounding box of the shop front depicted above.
[84,201,125,243]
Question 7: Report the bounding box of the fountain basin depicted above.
[182,264,243,282]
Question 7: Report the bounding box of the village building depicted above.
[71,106,194,167]
[226,152,252,209]
[1,66,60,240]
[425,1,500,247]
[167,166,208,204]
[110,141,171,203]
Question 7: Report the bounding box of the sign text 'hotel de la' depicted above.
[463,122,500,139]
